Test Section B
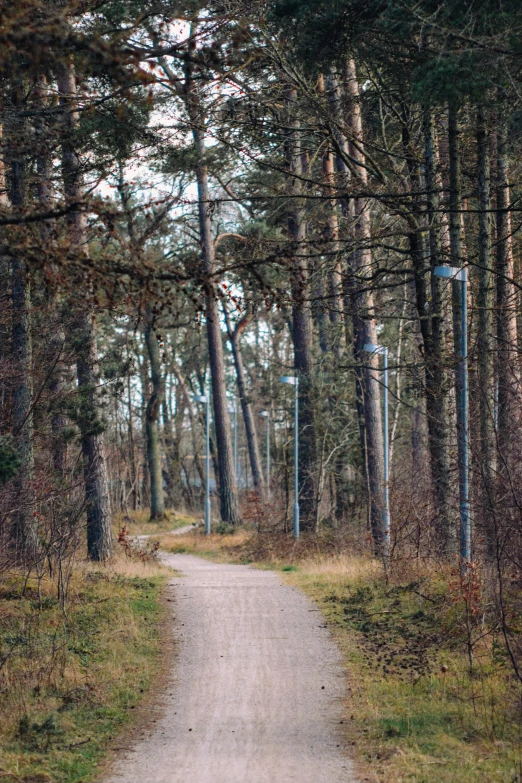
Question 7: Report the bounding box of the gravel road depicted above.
[103,553,357,783]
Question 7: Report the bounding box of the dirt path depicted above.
[103,554,357,783]
[136,524,196,541]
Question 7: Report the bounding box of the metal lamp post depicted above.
[433,265,470,563]
[279,376,299,538]
[259,411,270,498]
[363,343,390,552]
[227,402,238,484]
[195,394,211,535]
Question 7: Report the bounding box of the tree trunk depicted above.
[35,77,68,477]
[448,102,466,555]
[144,318,166,520]
[58,63,112,561]
[343,60,386,552]
[6,95,37,558]
[172,364,206,497]
[184,44,240,526]
[476,105,495,548]
[495,111,518,457]
[285,87,318,531]
[195,144,240,523]
[318,73,343,356]
[162,371,181,508]
[223,308,265,496]
[422,105,452,550]
[126,373,139,510]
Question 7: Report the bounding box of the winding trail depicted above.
[104,552,358,783]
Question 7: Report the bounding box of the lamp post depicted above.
[363,343,390,552]
[279,376,299,538]
[227,402,238,485]
[433,265,470,563]
[195,394,211,535]
[259,411,270,498]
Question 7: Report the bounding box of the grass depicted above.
[162,527,522,782]
[0,554,171,783]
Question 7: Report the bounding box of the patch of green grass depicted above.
[0,563,169,783]
[281,564,298,572]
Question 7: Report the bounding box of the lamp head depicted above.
[433,265,467,282]
[279,376,298,386]
[363,343,386,355]
[259,410,269,419]
[194,394,208,403]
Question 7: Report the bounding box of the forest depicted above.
[2,1,522,781]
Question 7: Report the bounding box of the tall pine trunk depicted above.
[223,308,265,496]
[448,102,466,555]
[476,106,496,553]
[6,91,37,558]
[35,76,68,477]
[189,111,240,524]
[422,106,452,550]
[343,60,386,552]
[144,318,166,520]
[58,63,112,561]
[285,88,318,531]
[495,111,518,458]
[318,73,343,356]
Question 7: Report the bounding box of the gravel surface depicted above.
[103,553,358,783]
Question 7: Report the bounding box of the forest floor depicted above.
[158,527,522,783]
[0,553,173,783]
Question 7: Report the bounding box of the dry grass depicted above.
[165,526,522,783]
[0,547,172,783]
[157,528,252,560]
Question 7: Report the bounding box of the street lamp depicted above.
[194,394,211,535]
[279,376,299,538]
[259,411,270,498]
[363,343,390,553]
[433,265,470,563]
[227,402,238,483]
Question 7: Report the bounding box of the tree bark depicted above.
[285,87,318,531]
[183,42,240,526]
[223,307,265,496]
[343,60,386,551]
[422,105,452,549]
[35,77,68,477]
[318,73,343,356]
[144,318,166,520]
[495,110,518,457]
[5,92,37,558]
[58,63,112,561]
[476,106,495,542]
[447,102,466,555]
[194,142,240,523]
[126,373,139,510]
